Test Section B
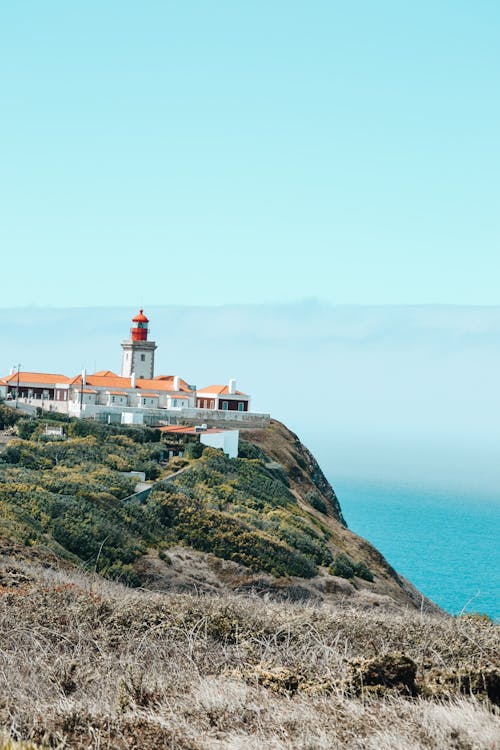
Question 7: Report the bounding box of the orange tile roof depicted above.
[1,372,70,385]
[170,394,189,399]
[81,389,97,394]
[109,391,128,396]
[197,385,248,396]
[159,425,196,434]
[154,375,191,391]
[1,370,192,394]
[138,392,160,399]
[68,373,191,392]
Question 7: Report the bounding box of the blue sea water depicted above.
[332,478,500,621]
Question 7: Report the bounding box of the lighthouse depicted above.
[120,309,157,379]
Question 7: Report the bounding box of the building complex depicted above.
[0,310,269,430]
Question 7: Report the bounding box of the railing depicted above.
[64,401,271,428]
[179,407,269,422]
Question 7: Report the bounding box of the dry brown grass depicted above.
[0,557,498,749]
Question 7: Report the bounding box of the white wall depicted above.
[200,430,239,459]
[121,342,155,379]
[121,412,144,425]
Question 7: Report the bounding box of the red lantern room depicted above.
[131,309,149,341]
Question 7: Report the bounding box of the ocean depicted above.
[332,477,500,621]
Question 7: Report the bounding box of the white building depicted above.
[1,309,270,428]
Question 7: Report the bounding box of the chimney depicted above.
[131,372,136,388]
[173,375,180,391]
[228,378,236,395]
[82,368,87,387]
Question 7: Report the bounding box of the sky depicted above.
[1,3,500,497]
[1,1,500,307]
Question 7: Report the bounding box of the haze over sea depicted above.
[2,304,499,620]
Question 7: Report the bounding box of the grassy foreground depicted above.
[0,558,498,750]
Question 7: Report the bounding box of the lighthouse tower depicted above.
[121,309,157,379]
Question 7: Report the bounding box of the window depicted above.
[112,396,115,403]
[222,401,228,410]
[140,354,145,362]
[238,402,244,412]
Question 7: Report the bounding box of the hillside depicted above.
[1,406,431,611]
[0,560,498,749]
[0,404,498,748]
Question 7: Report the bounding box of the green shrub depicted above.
[305,490,328,515]
[16,419,37,440]
[158,549,172,564]
[1,444,21,464]
[143,462,161,481]
[185,441,204,459]
[0,404,21,429]
[169,456,189,471]
[238,440,266,460]
[354,561,374,582]
[330,552,355,579]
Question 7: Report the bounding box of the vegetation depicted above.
[0,410,375,587]
[0,412,373,584]
[0,417,166,584]
[0,404,21,430]
[156,447,341,576]
[305,489,328,514]
[0,559,498,749]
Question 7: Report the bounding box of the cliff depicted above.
[1,409,433,612]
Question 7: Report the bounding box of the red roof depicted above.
[159,425,225,435]
[1,371,70,385]
[68,373,191,393]
[197,385,247,397]
[132,309,149,323]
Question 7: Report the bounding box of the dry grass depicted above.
[0,557,498,749]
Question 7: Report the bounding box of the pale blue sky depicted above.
[1,1,499,307]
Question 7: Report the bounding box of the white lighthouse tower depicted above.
[121,309,157,379]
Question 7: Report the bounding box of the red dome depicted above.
[132,309,149,323]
